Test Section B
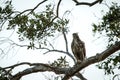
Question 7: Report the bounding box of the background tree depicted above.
[93,2,120,79]
[0,0,120,80]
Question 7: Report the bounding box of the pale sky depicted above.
[0,0,120,80]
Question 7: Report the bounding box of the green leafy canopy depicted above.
[92,2,120,46]
[0,1,69,49]
[0,0,13,28]
[93,2,120,76]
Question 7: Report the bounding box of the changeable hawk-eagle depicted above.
[71,33,86,63]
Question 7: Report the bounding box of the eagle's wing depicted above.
[79,41,86,60]
[71,39,86,61]
[71,33,86,62]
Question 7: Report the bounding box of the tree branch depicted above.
[62,28,69,54]
[29,0,48,14]
[3,41,120,80]
[1,37,75,63]
[72,0,103,6]
[112,74,120,80]
[43,49,76,63]
[75,73,87,80]
[7,62,84,80]
[16,0,48,16]
[0,67,13,78]
[49,0,62,23]
[62,41,120,80]
[9,63,67,80]
[61,29,76,63]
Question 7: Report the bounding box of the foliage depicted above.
[93,3,120,76]
[0,0,120,80]
[0,1,69,49]
[0,0,13,29]
[92,2,120,46]
[49,56,69,68]
[96,53,120,75]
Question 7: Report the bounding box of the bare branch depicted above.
[46,40,55,49]
[0,20,7,30]
[16,0,48,16]
[72,0,103,6]
[49,0,62,23]
[0,37,75,62]
[61,28,76,63]
[112,74,120,80]
[56,0,62,17]
[29,0,48,14]
[62,28,69,53]
[2,37,49,50]
[43,49,75,63]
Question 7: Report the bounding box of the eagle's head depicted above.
[72,33,79,39]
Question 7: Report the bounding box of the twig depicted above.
[29,0,48,14]
[16,0,48,16]
[49,0,62,23]
[43,49,76,63]
[46,40,55,49]
[112,74,120,80]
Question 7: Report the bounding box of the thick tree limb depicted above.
[9,62,83,80]
[62,41,120,80]
[4,41,120,80]
[10,63,67,80]
[72,0,103,6]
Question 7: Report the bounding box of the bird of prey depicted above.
[71,33,86,63]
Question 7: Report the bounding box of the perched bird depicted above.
[71,33,86,63]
